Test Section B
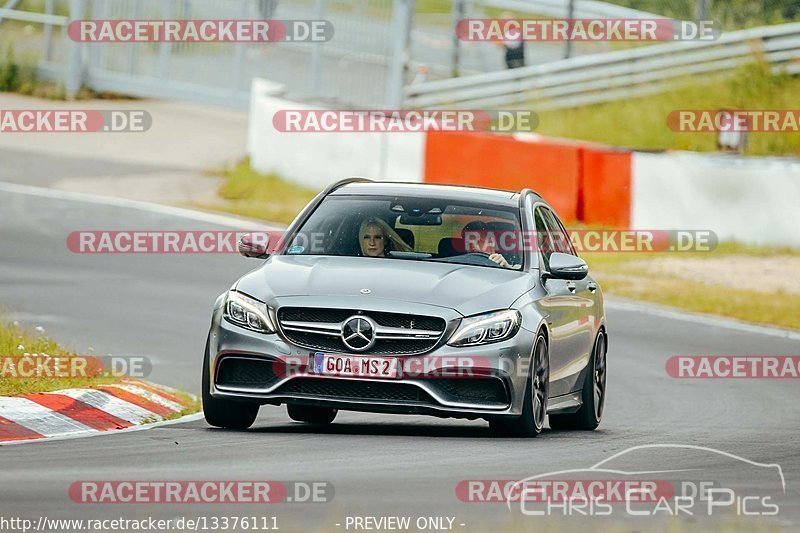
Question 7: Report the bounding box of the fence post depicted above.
[158,0,175,79]
[232,0,248,91]
[564,0,575,59]
[43,0,54,61]
[696,0,709,20]
[384,0,414,109]
[65,0,86,99]
[309,0,326,95]
[451,0,464,77]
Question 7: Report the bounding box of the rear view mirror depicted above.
[398,213,442,226]
[547,252,588,280]
[238,233,270,259]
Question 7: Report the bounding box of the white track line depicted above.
[606,297,800,341]
[0,180,281,230]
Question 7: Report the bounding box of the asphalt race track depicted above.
[1,184,798,531]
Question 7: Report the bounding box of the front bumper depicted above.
[207,309,536,419]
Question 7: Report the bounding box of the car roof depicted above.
[330,181,533,207]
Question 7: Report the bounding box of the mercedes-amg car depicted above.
[202,178,607,437]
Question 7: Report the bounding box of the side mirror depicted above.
[238,233,270,259]
[546,252,588,280]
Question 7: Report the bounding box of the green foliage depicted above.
[0,43,37,93]
[536,63,800,156]
[608,0,800,29]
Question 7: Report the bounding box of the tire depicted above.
[549,330,606,431]
[287,404,338,425]
[202,347,259,430]
[489,333,549,437]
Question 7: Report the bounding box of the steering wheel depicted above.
[460,252,500,267]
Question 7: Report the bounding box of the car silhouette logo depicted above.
[341,316,376,351]
[360,288,371,294]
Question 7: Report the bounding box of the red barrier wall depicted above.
[423,131,632,227]
[424,131,581,221]
[581,148,632,227]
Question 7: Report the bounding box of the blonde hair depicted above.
[358,217,413,256]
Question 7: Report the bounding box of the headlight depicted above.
[448,309,521,347]
[223,291,275,334]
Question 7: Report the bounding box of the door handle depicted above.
[587,282,597,293]
[566,281,576,293]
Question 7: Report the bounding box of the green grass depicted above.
[608,0,800,29]
[0,318,201,418]
[583,242,800,330]
[0,318,120,395]
[199,159,320,225]
[536,63,800,156]
[0,43,39,94]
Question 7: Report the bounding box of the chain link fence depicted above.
[2,0,799,107]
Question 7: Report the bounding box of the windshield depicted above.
[284,195,524,270]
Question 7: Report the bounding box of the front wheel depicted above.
[489,333,549,437]
[202,347,259,430]
[549,330,606,431]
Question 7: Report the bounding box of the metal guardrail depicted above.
[404,22,800,110]
[479,0,660,19]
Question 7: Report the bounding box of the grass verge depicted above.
[199,158,320,225]
[536,63,800,156]
[0,318,200,418]
[0,318,116,395]
[583,242,800,331]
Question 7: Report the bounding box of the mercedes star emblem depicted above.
[341,315,376,352]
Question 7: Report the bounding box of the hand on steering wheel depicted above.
[488,253,511,268]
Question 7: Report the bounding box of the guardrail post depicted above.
[65,0,86,99]
[385,0,414,108]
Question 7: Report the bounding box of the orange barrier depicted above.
[423,131,632,227]
[424,131,581,221]
[580,147,632,227]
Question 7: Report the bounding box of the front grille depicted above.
[432,378,509,406]
[275,378,435,404]
[279,308,444,332]
[216,357,278,389]
[277,307,447,355]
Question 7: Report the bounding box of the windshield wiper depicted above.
[386,251,433,260]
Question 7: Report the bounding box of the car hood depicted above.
[234,255,534,316]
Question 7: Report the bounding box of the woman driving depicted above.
[359,217,413,257]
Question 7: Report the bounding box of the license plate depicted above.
[311,352,398,379]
